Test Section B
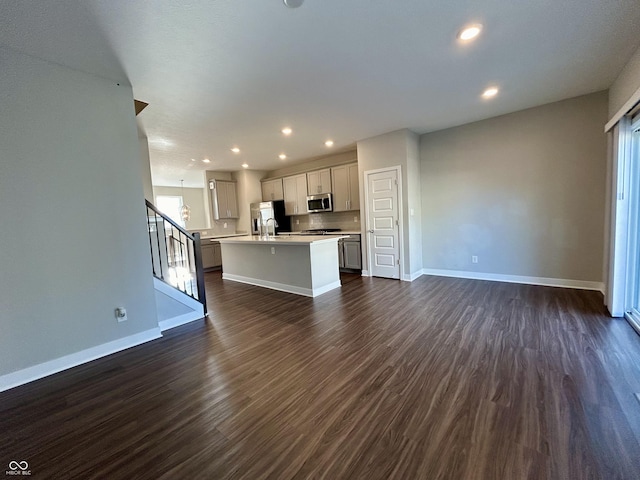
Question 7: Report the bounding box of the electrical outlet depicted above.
[472,256,478,264]
[115,307,127,322]
[296,219,299,225]
[223,222,228,228]
[354,216,358,223]
[271,247,276,255]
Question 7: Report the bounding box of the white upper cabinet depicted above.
[283,173,309,216]
[210,180,239,219]
[261,178,284,201]
[306,169,332,195]
[331,163,359,211]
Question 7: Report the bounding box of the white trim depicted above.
[222,273,341,297]
[159,311,204,332]
[153,277,204,312]
[422,268,604,292]
[313,281,343,296]
[361,269,371,277]
[625,311,640,336]
[0,328,162,393]
[605,83,640,132]
[607,117,633,317]
[402,270,423,282]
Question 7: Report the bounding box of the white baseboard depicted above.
[421,268,604,292]
[0,328,162,393]
[312,280,343,297]
[222,273,341,297]
[361,270,370,277]
[402,270,423,282]
[159,311,205,332]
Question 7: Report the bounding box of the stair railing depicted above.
[145,200,206,313]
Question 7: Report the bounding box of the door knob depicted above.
[368,229,374,233]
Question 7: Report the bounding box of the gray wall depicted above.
[153,185,208,230]
[232,169,266,234]
[420,91,608,282]
[0,47,158,376]
[264,150,357,179]
[138,135,154,202]
[406,130,423,276]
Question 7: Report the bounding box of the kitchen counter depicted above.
[200,232,248,240]
[219,234,347,246]
[278,230,362,236]
[218,235,344,297]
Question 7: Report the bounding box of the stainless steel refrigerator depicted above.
[250,201,291,235]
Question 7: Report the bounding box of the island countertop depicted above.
[217,234,347,246]
[218,234,345,297]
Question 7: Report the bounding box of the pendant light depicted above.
[180,180,191,223]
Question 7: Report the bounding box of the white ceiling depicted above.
[2,1,639,187]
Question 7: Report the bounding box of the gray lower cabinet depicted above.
[339,235,361,271]
[201,241,222,270]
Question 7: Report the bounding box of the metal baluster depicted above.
[193,233,206,311]
[154,213,164,280]
[178,231,186,294]
[146,207,157,277]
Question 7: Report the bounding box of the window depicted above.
[155,195,185,228]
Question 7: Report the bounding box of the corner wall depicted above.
[233,169,267,234]
[420,91,608,285]
[138,135,154,202]
[357,129,422,280]
[0,47,159,381]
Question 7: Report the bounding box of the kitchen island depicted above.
[217,235,345,297]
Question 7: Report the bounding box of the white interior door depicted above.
[366,169,400,279]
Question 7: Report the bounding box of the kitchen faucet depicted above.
[265,218,278,238]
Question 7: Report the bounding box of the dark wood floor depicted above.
[2,272,640,479]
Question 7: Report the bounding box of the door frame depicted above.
[624,116,640,333]
[362,165,404,280]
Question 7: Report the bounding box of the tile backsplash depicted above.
[291,211,361,232]
[190,219,238,237]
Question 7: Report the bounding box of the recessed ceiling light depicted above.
[482,87,499,98]
[281,127,292,136]
[202,158,211,163]
[279,154,287,160]
[231,147,240,154]
[283,0,304,8]
[191,158,196,162]
[458,24,482,41]
[325,140,334,147]
[241,163,249,169]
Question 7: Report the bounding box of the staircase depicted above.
[145,200,207,331]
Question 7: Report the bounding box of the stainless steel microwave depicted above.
[307,193,333,213]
